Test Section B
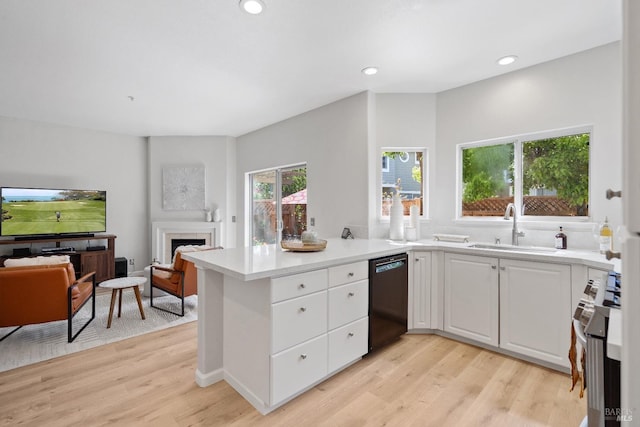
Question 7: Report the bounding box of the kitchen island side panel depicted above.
[223,276,272,407]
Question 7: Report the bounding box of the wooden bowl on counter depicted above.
[280,239,327,252]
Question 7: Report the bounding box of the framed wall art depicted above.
[162,166,205,210]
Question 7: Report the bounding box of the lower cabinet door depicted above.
[328,317,368,373]
[328,280,368,330]
[499,259,571,367]
[271,291,327,353]
[271,334,328,405]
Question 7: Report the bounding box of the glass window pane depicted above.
[281,167,307,240]
[522,133,589,216]
[251,170,276,245]
[461,143,514,216]
[381,150,425,216]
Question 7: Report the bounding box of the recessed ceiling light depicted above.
[361,66,378,76]
[239,0,265,15]
[497,55,518,66]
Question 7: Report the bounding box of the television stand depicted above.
[14,233,95,241]
[0,234,116,282]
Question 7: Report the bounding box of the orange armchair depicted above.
[0,263,96,342]
[150,246,219,316]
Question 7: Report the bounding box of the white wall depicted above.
[435,42,622,249]
[0,116,148,269]
[372,93,437,238]
[148,135,237,248]
[235,92,370,245]
[0,43,622,254]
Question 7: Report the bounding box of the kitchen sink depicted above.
[468,243,558,253]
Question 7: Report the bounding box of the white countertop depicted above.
[182,238,413,281]
[608,308,621,361]
[181,237,617,281]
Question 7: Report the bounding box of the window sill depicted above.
[454,216,596,232]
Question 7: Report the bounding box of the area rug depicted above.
[0,292,197,372]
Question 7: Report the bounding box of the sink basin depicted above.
[468,243,557,253]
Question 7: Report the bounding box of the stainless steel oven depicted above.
[573,272,621,427]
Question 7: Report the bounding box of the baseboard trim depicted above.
[195,368,224,387]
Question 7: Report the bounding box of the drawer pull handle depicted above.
[348,272,354,277]
[348,332,354,337]
[348,292,355,297]
[299,307,306,312]
[300,354,307,360]
[298,283,305,289]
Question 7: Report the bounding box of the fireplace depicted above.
[152,221,222,264]
[171,238,206,259]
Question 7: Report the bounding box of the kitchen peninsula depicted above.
[181,238,411,414]
[182,237,617,414]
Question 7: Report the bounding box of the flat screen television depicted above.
[0,187,106,239]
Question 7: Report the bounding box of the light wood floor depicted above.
[0,322,586,427]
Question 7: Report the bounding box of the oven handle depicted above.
[573,319,587,347]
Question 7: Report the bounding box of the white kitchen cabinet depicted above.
[272,291,328,353]
[271,334,328,405]
[409,251,432,330]
[328,317,368,373]
[268,260,369,407]
[328,279,368,330]
[444,252,499,346]
[328,261,368,287]
[499,259,571,368]
[327,261,369,374]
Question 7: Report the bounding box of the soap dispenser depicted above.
[555,226,567,250]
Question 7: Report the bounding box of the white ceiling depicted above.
[0,0,621,137]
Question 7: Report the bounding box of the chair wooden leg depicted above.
[133,286,146,320]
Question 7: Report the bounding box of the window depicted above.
[460,129,590,218]
[381,149,427,217]
[249,164,307,246]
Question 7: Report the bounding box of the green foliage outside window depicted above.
[461,132,589,216]
[523,134,589,214]
[462,143,513,203]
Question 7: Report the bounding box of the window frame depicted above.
[246,162,307,247]
[456,125,592,223]
[379,147,429,219]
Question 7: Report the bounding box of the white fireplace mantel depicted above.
[152,221,223,264]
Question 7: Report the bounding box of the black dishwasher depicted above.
[368,253,408,353]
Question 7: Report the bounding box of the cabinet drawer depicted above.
[328,279,369,330]
[272,291,327,353]
[328,261,368,287]
[328,317,368,373]
[271,334,328,405]
[271,269,328,303]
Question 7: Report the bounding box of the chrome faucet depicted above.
[504,203,525,246]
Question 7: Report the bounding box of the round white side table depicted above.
[99,277,147,328]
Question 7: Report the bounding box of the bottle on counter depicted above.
[599,217,613,254]
[555,226,567,249]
